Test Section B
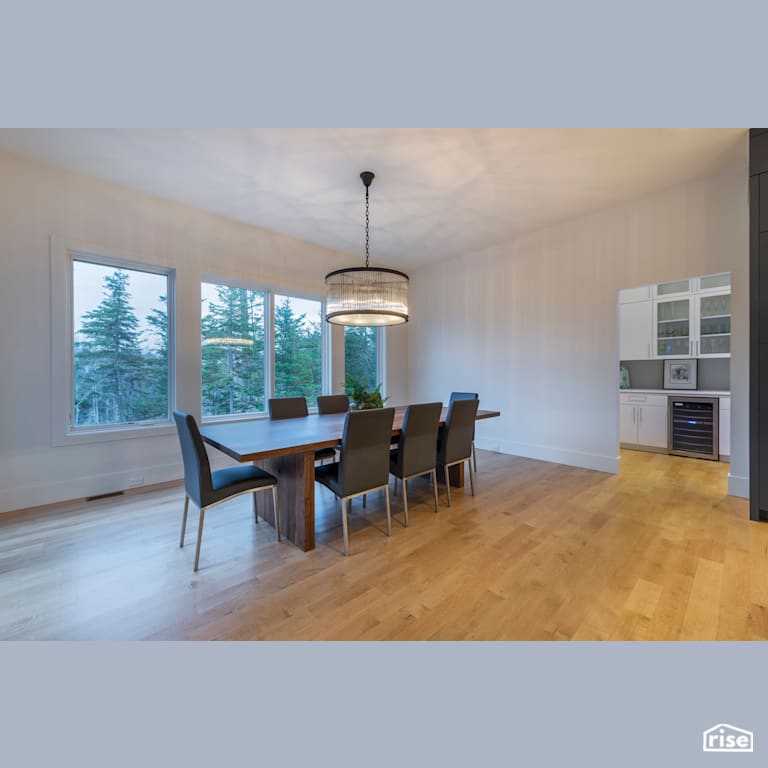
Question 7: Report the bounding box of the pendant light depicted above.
[325,171,409,326]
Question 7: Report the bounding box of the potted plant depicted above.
[345,374,388,410]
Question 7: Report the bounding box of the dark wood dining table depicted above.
[200,405,501,551]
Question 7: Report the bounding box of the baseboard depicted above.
[475,437,619,474]
[0,453,235,514]
[728,473,749,499]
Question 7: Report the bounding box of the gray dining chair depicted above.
[314,407,396,555]
[268,396,336,464]
[389,402,442,526]
[449,391,479,472]
[173,410,280,572]
[437,398,479,507]
[317,394,350,414]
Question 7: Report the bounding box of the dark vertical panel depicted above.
[751,172,760,520]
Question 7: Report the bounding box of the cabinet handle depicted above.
[639,407,643,425]
[633,406,636,424]
[696,340,699,356]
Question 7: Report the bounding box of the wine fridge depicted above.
[668,396,719,461]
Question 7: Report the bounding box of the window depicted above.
[273,294,323,407]
[344,326,380,390]
[201,282,266,417]
[72,259,171,428]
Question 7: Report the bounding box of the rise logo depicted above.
[702,724,754,753]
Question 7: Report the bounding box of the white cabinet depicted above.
[619,300,653,360]
[621,273,731,361]
[620,393,668,449]
[719,397,730,458]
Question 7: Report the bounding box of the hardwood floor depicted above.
[0,449,763,640]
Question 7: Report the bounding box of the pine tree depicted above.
[344,326,378,389]
[74,270,145,425]
[273,298,322,404]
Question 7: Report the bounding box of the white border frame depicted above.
[50,237,177,447]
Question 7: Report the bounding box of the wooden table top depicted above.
[200,405,501,463]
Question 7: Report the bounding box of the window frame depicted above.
[51,238,177,446]
[200,276,329,423]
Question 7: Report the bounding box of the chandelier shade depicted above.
[325,267,409,326]
[324,171,409,327]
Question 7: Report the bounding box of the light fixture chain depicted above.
[365,185,370,268]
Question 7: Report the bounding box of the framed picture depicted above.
[664,358,697,390]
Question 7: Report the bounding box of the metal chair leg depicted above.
[472,441,477,473]
[393,477,398,496]
[194,507,206,572]
[431,469,439,512]
[180,495,189,547]
[445,467,452,507]
[468,459,476,496]
[341,497,350,556]
[253,492,259,524]
[384,486,392,537]
[402,478,409,527]
[272,485,281,541]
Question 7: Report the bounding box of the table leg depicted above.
[436,463,465,488]
[253,451,315,551]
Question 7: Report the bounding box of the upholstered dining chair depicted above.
[437,398,479,507]
[268,396,336,464]
[389,402,442,526]
[173,410,280,572]
[314,407,396,555]
[449,391,479,472]
[317,394,350,414]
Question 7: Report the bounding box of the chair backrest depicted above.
[268,396,309,420]
[449,391,478,405]
[317,394,350,415]
[438,398,478,465]
[394,402,442,477]
[173,410,213,508]
[338,408,396,498]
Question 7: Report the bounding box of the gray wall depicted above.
[620,358,730,391]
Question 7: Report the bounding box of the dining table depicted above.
[200,405,501,551]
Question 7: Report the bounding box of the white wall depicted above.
[0,151,408,512]
[407,163,750,497]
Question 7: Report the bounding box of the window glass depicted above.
[345,326,379,391]
[201,282,266,417]
[73,260,169,426]
[273,294,323,407]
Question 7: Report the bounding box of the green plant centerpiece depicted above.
[345,374,389,410]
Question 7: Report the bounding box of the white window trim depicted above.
[50,237,177,447]
[199,276,329,423]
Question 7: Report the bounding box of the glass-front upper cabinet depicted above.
[656,297,692,357]
[654,278,692,298]
[697,291,731,357]
[698,273,731,293]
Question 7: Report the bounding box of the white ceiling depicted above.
[0,129,747,268]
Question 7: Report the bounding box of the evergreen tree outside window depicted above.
[72,260,170,427]
[344,326,380,390]
[201,282,266,417]
[273,294,323,407]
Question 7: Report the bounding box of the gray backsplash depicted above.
[620,358,730,391]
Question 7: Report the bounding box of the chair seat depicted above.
[315,461,342,497]
[208,465,277,505]
[315,447,337,462]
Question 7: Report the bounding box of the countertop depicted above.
[620,388,730,397]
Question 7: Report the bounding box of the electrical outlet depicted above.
[127,475,144,488]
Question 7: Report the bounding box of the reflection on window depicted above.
[201,282,266,417]
[73,260,170,427]
[273,294,323,407]
[345,326,379,390]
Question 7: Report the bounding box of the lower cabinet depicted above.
[620,393,668,450]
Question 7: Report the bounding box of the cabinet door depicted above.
[619,300,653,360]
[620,286,651,303]
[655,278,692,298]
[697,289,731,357]
[638,405,668,449]
[655,297,692,358]
[620,404,638,444]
